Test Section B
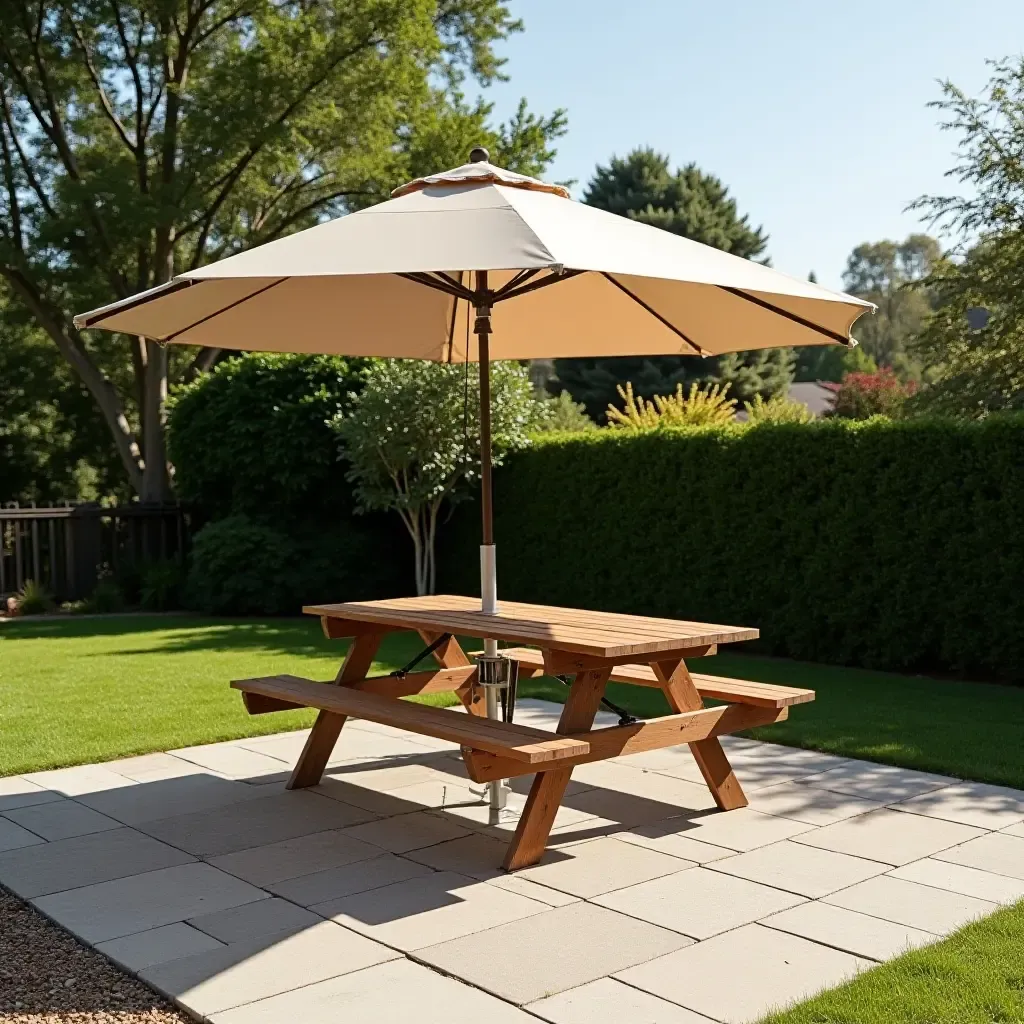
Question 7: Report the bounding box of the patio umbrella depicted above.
[75,147,874,625]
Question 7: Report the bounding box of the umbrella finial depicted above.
[469,146,490,164]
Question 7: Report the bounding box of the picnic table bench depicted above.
[232,595,814,870]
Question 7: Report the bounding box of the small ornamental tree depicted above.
[829,368,917,420]
[332,359,539,595]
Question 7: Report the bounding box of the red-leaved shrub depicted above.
[829,368,916,419]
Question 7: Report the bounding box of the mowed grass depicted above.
[759,900,1024,1024]
[1,615,1022,788]
[0,616,432,775]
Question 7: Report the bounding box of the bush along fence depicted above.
[0,502,190,604]
[440,416,1024,682]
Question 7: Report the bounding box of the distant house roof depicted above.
[787,381,838,418]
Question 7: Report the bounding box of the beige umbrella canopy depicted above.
[76,152,872,362]
[76,149,873,614]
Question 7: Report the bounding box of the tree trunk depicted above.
[140,338,172,502]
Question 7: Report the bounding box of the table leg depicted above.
[418,631,485,717]
[654,658,748,811]
[502,666,612,871]
[287,632,383,790]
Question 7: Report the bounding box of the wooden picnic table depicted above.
[233,595,814,870]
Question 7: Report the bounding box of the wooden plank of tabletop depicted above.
[305,598,758,657]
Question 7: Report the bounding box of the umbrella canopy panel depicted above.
[76,162,873,359]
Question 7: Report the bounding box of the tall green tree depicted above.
[582,147,768,258]
[554,147,791,418]
[841,234,941,376]
[0,292,120,502]
[908,58,1024,416]
[0,1,565,501]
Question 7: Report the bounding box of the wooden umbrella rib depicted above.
[493,268,585,303]
[717,286,853,345]
[163,278,288,342]
[397,271,475,302]
[77,278,195,328]
[492,268,541,298]
[601,273,704,355]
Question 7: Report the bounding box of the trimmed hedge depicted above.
[441,416,1024,681]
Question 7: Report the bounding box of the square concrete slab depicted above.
[0,826,193,897]
[889,857,1024,904]
[0,817,44,852]
[617,923,869,1023]
[661,807,815,853]
[276,852,433,906]
[77,772,265,825]
[208,829,381,886]
[794,808,984,865]
[935,831,1024,880]
[33,862,268,942]
[402,832,512,879]
[4,798,121,840]
[207,956,537,1024]
[894,782,1024,830]
[594,865,805,939]
[340,809,472,853]
[141,919,398,1017]
[528,976,718,1024]
[170,742,290,779]
[435,789,600,836]
[326,761,453,794]
[0,776,63,812]
[417,901,692,1005]
[139,789,374,857]
[24,764,138,797]
[188,897,320,942]
[570,762,718,823]
[514,836,695,899]
[824,875,998,934]
[319,869,548,950]
[710,840,888,898]
[312,775,454,816]
[759,901,939,961]
[1003,822,1024,838]
[489,873,582,907]
[662,748,849,792]
[798,761,955,802]
[749,782,885,825]
[104,752,211,782]
[97,922,224,972]
[616,821,736,864]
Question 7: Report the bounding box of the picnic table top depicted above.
[305,594,758,659]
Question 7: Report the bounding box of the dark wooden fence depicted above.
[0,502,190,603]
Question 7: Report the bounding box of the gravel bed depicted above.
[0,888,191,1023]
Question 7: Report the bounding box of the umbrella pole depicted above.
[475,273,507,817]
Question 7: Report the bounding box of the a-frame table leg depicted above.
[502,666,611,871]
[418,631,485,717]
[654,658,748,810]
[287,632,383,790]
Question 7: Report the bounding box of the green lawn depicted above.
[1,615,1022,787]
[759,900,1024,1024]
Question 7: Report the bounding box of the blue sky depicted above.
[483,1,1024,289]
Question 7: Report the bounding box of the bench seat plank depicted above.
[231,675,589,764]
[478,647,814,709]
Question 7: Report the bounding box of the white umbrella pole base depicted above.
[478,544,509,816]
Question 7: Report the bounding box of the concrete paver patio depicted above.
[2,699,1022,1024]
